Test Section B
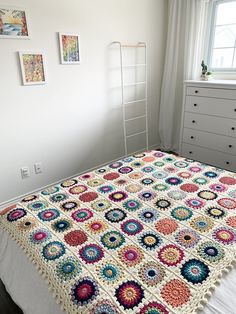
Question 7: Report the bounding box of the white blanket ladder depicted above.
[112,41,149,156]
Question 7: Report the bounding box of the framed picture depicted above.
[19,52,47,85]
[0,6,30,39]
[59,33,80,64]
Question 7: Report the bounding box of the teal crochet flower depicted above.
[52,219,71,233]
[142,166,155,173]
[153,161,164,167]
[180,259,210,284]
[193,177,208,185]
[100,231,125,250]
[99,264,119,282]
[153,184,169,191]
[50,193,68,203]
[42,241,65,261]
[28,201,48,211]
[56,256,81,281]
[122,199,141,211]
[98,185,114,194]
[171,207,193,221]
[41,186,59,195]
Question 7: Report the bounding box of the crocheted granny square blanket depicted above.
[1,150,236,314]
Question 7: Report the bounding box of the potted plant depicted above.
[200,61,213,81]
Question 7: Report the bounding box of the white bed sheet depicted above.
[0,227,236,314]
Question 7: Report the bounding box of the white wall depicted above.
[0,0,167,204]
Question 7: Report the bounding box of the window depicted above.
[209,0,236,71]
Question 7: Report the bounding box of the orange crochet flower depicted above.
[155,218,178,235]
[125,184,143,193]
[86,219,108,234]
[0,204,16,216]
[142,156,155,162]
[161,279,191,307]
[18,217,37,231]
[129,172,144,180]
[158,244,184,266]
[226,216,236,229]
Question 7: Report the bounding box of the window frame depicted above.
[208,0,236,72]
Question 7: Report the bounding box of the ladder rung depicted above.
[120,44,146,48]
[123,64,146,68]
[126,131,146,138]
[125,115,146,122]
[124,81,146,87]
[124,98,146,105]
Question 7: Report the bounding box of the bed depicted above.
[0,150,236,314]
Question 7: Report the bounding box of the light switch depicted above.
[21,167,30,179]
[34,162,43,174]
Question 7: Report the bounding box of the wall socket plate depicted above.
[34,162,43,174]
[21,167,30,179]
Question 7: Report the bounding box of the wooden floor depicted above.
[0,280,23,314]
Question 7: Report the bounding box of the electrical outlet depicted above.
[34,162,43,174]
[21,167,30,179]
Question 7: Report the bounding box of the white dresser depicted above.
[180,80,236,172]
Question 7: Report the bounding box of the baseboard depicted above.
[148,143,160,150]
[0,154,124,209]
[0,144,160,209]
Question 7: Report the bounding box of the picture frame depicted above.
[0,5,30,39]
[59,32,80,64]
[19,52,47,85]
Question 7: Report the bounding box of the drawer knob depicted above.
[195,90,199,94]
[229,145,232,148]
[226,161,230,165]
[189,151,193,154]
[190,136,194,139]
[192,120,196,123]
[234,109,236,112]
[232,127,235,130]
[194,103,197,107]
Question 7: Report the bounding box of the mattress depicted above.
[0,150,236,314]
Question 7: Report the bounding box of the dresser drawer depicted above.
[183,128,236,155]
[186,86,236,99]
[184,112,236,137]
[185,96,236,119]
[181,143,236,172]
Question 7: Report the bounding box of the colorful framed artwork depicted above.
[59,33,80,64]
[0,6,30,39]
[19,52,47,85]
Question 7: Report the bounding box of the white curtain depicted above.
[158,0,214,152]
